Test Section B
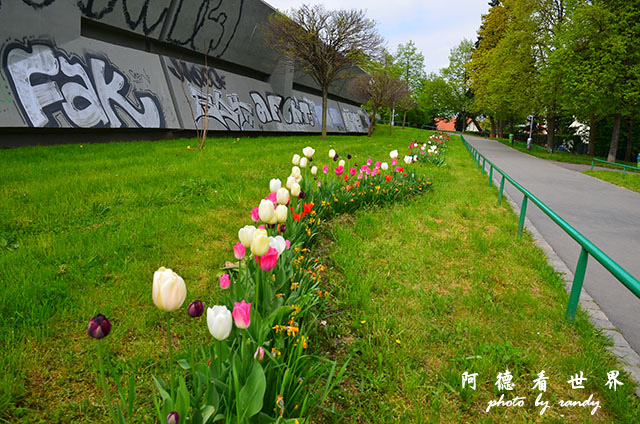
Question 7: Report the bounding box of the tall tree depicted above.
[441,39,475,131]
[394,41,426,94]
[265,5,383,140]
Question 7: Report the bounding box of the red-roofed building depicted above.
[435,118,481,132]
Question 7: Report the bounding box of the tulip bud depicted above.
[299,157,308,168]
[279,224,287,234]
[167,411,180,424]
[269,178,281,192]
[302,146,315,158]
[219,273,230,289]
[347,154,352,159]
[338,159,345,167]
[292,154,301,165]
[258,199,275,223]
[254,346,265,361]
[275,204,288,223]
[238,225,256,248]
[311,166,318,175]
[329,149,336,159]
[299,191,307,199]
[291,166,301,179]
[187,300,204,317]
[232,300,251,329]
[251,229,270,256]
[233,241,246,259]
[88,314,111,339]
[291,183,301,198]
[207,306,232,341]
[276,187,290,205]
[152,268,187,312]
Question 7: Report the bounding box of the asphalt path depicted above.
[463,135,640,352]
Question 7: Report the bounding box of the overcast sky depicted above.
[263,0,490,75]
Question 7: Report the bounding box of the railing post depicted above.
[477,154,480,169]
[590,160,594,171]
[489,166,493,187]
[498,175,505,206]
[517,196,528,238]
[565,247,589,323]
[623,167,626,179]
[482,158,485,175]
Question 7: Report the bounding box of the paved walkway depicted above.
[464,135,640,354]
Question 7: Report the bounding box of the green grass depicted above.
[0,126,422,423]
[316,139,640,422]
[469,133,638,169]
[2,128,639,423]
[583,170,640,193]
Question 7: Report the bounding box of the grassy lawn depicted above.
[1,128,639,423]
[583,170,640,194]
[470,133,638,169]
[317,139,640,422]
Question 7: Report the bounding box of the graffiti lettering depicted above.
[249,92,316,127]
[188,84,253,130]
[22,0,57,9]
[4,41,163,128]
[342,108,369,133]
[76,0,169,36]
[167,58,225,90]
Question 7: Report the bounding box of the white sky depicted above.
[262,0,490,74]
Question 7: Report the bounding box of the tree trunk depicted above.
[321,85,328,140]
[490,116,496,137]
[402,111,407,128]
[509,119,514,135]
[388,107,393,136]
[546,116,555,150]
[367,107,376,137]
[588,114,596,156]
[460,113,466,132]
[607,113,622,162]
[624,117,633,162]
[497,120,504,139]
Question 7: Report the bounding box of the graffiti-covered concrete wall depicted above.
[0,0,369,145]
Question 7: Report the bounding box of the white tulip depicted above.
[292,154,301,165]
[274,204,288,223]
[300,157,308,168]
[381,162,389,170]
[258,199,275,222]
[338,159,345,167]
[291,166,301,179]
[251,229,270,256]
[311,166,318,175]
[302,146,315,158]
[238,225,256,248]
[286,175,296,190]
[269,178,281,192]
[269,235,287,255]
[276,187,290,205]
[291,183,301,197]
[404,155,412,165]
[207,306,232,341]
[413,155,418,162]
[152,267,187,312]
[390,150,399,159]
[329,149,336,159]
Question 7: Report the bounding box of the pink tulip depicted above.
[267,192,277,203]
[349,167,357,176]
[258,224,265,230]
[232,300,251,329]
[357,173,363,180]
[251,207,260,222]
[335,166,344,176]
[371,169,377,176]
[285,239,291,249]
[375,161,381,169]
[367,158,372,166]
[391,158,397,166]
[254,346,265,361]
[255,247,278,271]
[322,165,328,174]
[317,181,322,187]
[219,273,230,289]
[233,242,246,260]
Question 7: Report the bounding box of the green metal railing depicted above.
[590,158,640,179]
[461,135,640,323]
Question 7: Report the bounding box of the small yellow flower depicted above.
[395,339,401,344]
[187,145,190,149]
[360,320,366,324]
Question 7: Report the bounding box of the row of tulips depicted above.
[88,135,446,424]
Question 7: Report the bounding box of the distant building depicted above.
[435,117,481,132]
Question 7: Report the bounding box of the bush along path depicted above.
[315,137,640,423]
[88,134,449,423]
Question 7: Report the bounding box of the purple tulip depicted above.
[88,314,111,339]
[187,300,204,318]
[299,191,307,199]
[167,411,180,424]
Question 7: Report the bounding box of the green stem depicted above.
[166,313,174,392]
[97,341,118,424]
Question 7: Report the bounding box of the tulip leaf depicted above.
[176,377,190,420]
[153,376,171,403]
[201,405,215,423]
[238,362,266,420]
[178,359,191,370]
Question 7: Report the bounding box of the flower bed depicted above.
[88,136,448,423]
